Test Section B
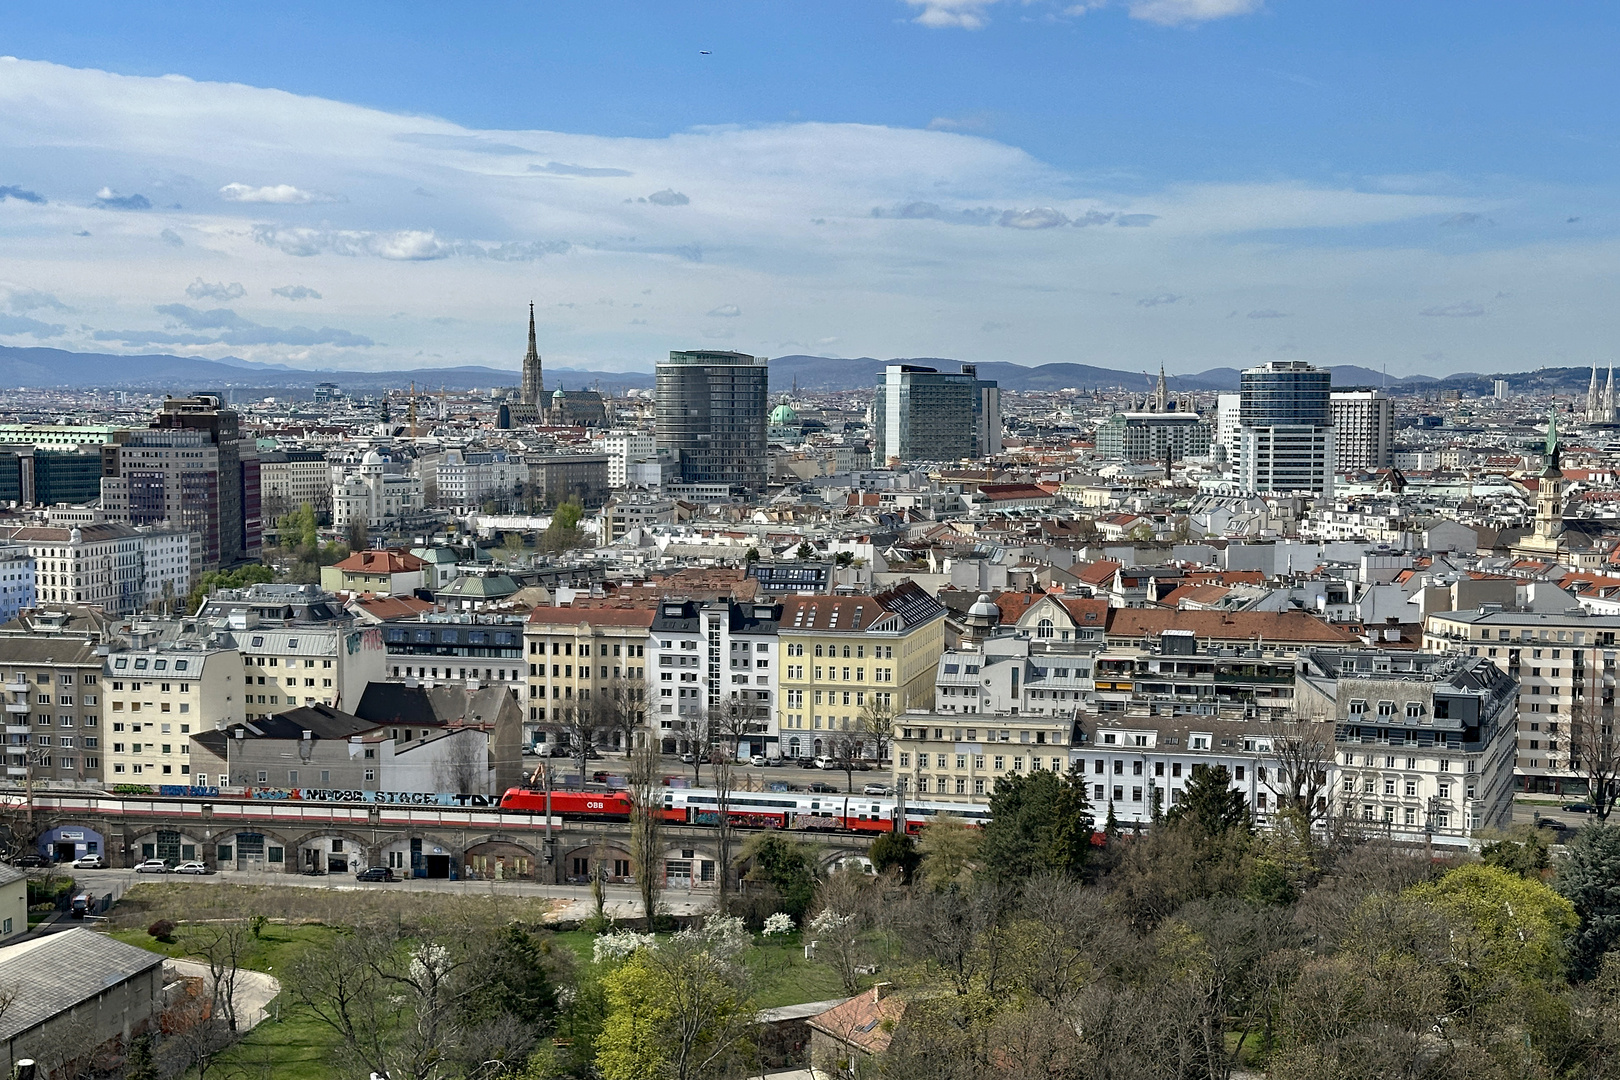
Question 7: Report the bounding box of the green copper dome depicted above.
[769,402,799,425]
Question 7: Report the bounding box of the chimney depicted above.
[871,982,892,1002]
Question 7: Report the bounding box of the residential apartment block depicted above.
[776,582,946,760]
[894,712,1078,800]
[103,638,245,784]
[524,606,652,753]
[649,599,781,760]
[229,624,387,721]
[0,523,194,616]
[1423,606,1620,795]
[0,607,115,785]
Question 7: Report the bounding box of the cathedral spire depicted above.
[521,301,544,412]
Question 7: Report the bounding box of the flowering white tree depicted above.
[593,930,659,965]
[763,913,795,937]
[808,909,865,994]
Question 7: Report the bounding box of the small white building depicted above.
[332,450,425,530]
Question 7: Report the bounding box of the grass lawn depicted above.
[112,922,347,1080]
[554,929,860,1009]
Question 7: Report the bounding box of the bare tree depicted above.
[627,742,665,927]
[1569,692,1620,820]
[186,920,251,1032]
[1261,716,1334,826]
[707,700,750,912]
[431,729,488,796]
[825,729,866,794]
[545,704,596,788]
[285,927,395,1077]
[591,675,646,756]
[858,696,896,765]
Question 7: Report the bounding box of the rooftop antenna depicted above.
[408,380,418,438]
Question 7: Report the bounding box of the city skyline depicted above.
[1,4,1618,378]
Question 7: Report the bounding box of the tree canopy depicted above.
[979,769,1093,882]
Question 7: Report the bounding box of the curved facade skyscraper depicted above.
[655,350,769,494]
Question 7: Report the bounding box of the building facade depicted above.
[331,451,426,530]
[1095,412,1212,464]
[893,711,1081,800]
[1423,607,1620,796]
[776,583,947,761]
[527,454,611,509]
[0,523,193,616]
[524,607,652,752]
[1296,648,1518,843]
[258,449,333,520]
[873,363,1001,465]
[655,350,769,494]
[1237,361,1334,496]
[1329,390,1394,471]
[648,599,781,760]
[0,608,113,786]
[229,624,387,721]
[598,431,657,488]
[99,394,260,571]
[103,637,245,784]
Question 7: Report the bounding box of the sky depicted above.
[1,1,1618,378]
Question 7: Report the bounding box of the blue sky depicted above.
[0,1,1616,376]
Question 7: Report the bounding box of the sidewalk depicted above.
[164,957,282,1030]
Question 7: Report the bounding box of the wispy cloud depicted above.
[1247,308,1289,318]
[95,304,373,347]
[1420,302,1485,318]
[903,0,1000,29]
[1138,292,1183,307]
[1000,207,1069,229]
[529,161,632,177]
[186,278,246,301]
[0,185,44,204]
[3,287,69,313]
[1127,0,1262,25]
[647,189,690,206]
[272,285,322,301]
[159,228,184,246]
[0,313,65,338]
[707,304,742,317]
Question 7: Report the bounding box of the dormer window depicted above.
[1348,699,1367,715]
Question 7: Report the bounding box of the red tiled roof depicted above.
[807,990,906,1056]
[1076,560,1122,586]
[1056,596,1109,625]
[526,606,655,628]
[350,595,435,621]
[333,549,426,574]
[994,591,1043,624]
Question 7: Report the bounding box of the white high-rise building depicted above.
[597,431,657,488]
[1214,393,1243,467]
[1330,390,1394,471]
[1237,361,1334,496]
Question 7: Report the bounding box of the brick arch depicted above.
[285,827,383,854]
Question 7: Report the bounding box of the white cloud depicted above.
[707,304,742,317]
[1127,0,1263,25]
[904,0,1000,28]
[219,182,333,204]
[0,56,1592,376]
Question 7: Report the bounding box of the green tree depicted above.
[595,925,756,1080]
[1557,824,1620,979]
[124,1032,158,1080]
[917,815,980,889]
[979,769,1093,883]
[346,519,368,553]
[869,831,920,883]
[1479,825,1551,879]
[741,833,818,920]
[1405,863,1577,994]
[500,530,528,565]
[1168,764,1250,836]
[184,563,274,614]
[461,925,560,1028]
[539,496,587,555]
[794,541,815,560]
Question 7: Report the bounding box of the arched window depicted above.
[814,644,823,657]
[1037,618,1054,639]
[842,645,852,658]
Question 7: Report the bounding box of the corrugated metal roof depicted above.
[0,929,163,1042]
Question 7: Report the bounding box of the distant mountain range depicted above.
[0,343,1602,399]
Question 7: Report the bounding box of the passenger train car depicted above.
[498,785,991,834]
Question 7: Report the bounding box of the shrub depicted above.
[147,919,176,942]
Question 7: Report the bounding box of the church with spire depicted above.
[521,301,544,416]
[1586,365,1617,425]
[1512,408,1599,561]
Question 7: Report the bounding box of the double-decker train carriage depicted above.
[498,785,990,834]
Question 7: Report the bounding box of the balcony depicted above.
[4,701,28,714]
[5,766,22,778]
[4,725,28,737]
[3,681,27,695]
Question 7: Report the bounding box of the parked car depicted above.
[1566,802,1596,814]
[863,783,893,796]
[133,859,169,874]
[749,755,768,767]
[10,854,46,868]
[808,781,840,794]
[1535,817,1571,831]
[766,755,785,767]
[173,861,213,875]
[797,756,820,769]
[70,893,93,919]
[521,745,538,756]
[355,866,398,882]
[591,771,617,784]
[679,752,696,765]
[813,756,832,769]
[72,854,105,869]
